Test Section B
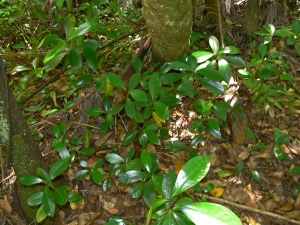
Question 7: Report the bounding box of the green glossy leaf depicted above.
[162,172,177,199]
[25,105,44,112]
[68,22,94,40]
[160,72,182,85]
[55,185,71,206]
[162,212,176,224]
[218,46,239,54]
[290,166,300,175]
[196,77,224,95]
[292,19,300,35]
[221,56,245,67]
[36,168,52,187]
[55,0,64,7]
[64,14,76,39]
[274,144,289,161]
[144,130,160,145]
[274,28,294,37]
[218,58,232,83]
[108,104,124,115]
[128,72,141,90]
[40,34,64,46]
[251,170,260,182]
[139,133,149,149]
[154,101,169,120]
[49,159,69,180]
[192,51,214,63]
[45,51,67,72]
[141,150,153,174]
[213,101,231,121]
[20,175,43,186]
[68,193,83,203]
[79,148,95,156]
[133,58,143,73]
[42,187,55,217]
[167,140,187,151]
[87,108,106,116]
[274,129,290,145]
[105,72,126,90]
[247,130,256,142]
[191,134,203,146]
[130,182,145,198]
[172,156,210,197]
[125,98,135,118]
[118,170,148,184]
[122,130,139,145]
[149,73,160,100]
[207,119,221,139]
[12,66,31,72]
[64,101,75,110]
[36,206,47,223]
[194,99,212,117]
[168,61,190,71]
[209,36,219,54]
[259,44,267,58]
[28,192,43,206]
[84,46,98,71]
[234,162,245,174]
[129,89,147,102]
[74,170,89,180]
[69,48,82,70]
[103,178,111,192]
[143,181,156,207]
[179,202,242,225]
[44,42,65,63]
[91,168,103,185]
[105,153,124,164]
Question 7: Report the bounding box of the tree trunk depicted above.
[0,57,60,224]
[141,0,193,63]
[244,0,261,33]
[205,0,218,25]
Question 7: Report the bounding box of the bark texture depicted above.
[141,0,193,63]
[0,57,59,224]
[244,0,261,33]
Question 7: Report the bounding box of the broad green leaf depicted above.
[167,140,187,151]
[144,130,160,145]
[49,159,69,180]
[218,46,239,54]
[172,156,210,197]
[45,51,67,72]
[149,73,160,100]
[274,28,294,37]
[162,212,176,224]
[36,168,52,188]
[141,150,153,173]
[191,134,203,146]
[274,144,289,161]
[154,101,169,120]
[122,130,139,145]
[84,46,98,71]
[55,0,64,7]
[139,133,149,149]
[251,170,260,182]
[195,68,224,81]
[40,34,64,46]
[64,101,75,110]
[55,185,71,206]
[96,76,107,94]
[36,206,47,223]
[179,202,242,225]
[74,170,89,180]
[20,175,43,186]
[42,187,55,217]
[159,95,180,107]
[64,14,76,39]
[44,42,65,63]
[105,153,124,164]
[162,172,177,199]
[221,56,245,67]
[209,36,219,54]
[218,59,232,83]
[274,129,290,145]
[68,48,82,70]
[247,130,256,142]
[192,51,214,63]
[28,192,43,206]
[103,178,111,192]
[143,181,156,207]
[125,98,135,118]
[79,148,95,156]
[133,58,143,73]
[130,182,145,198]
[128,72,141,90]
[25,105,44,112]
[68,22,94,40]
[234,162,245,174]
[87,108,106,116]
[292,19,300,35]
[108,104,124,115]
[194,99,212,117]
[118,170,148,184]
[168,61,190,71]
[91,168,103,185]
[68,193,83,203]
[207,119,221,139]
[129,89,147,102]
[105,72,126,90]
[12,66,31,72]
[160,72,182,85]
[196,77,224,95]
[259,44,267,59]
[213,101,232,122]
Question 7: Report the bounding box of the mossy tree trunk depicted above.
[141,0,193,63]
[244,0,262,33]
[0,57,59,224]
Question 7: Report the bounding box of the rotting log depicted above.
[0,57,61,225]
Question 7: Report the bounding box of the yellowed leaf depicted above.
[105,83,114,96]
[210,187,224,197]
[40,109,47,118]
[174,155,185,175]
[108,208,119,214]
[0,199,12,213]
[152,112,165,126]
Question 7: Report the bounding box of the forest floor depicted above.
[1,2,300,225]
